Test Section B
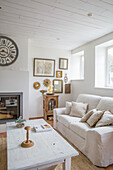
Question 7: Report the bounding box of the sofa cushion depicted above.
[57,115,81,128]
[95,111,113,127]
[70,122,92,139]
[96,97,113,113]
[76,94,101,112]
[80,109,97,122]
[65,101,72,115]
[87,110,104,127]
[70,102,88,118]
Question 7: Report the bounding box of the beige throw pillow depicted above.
[95,111,113,127]
[87,110,104,127]
[80,109,97,122]
[65,101,72,115]
[70,102,88,118]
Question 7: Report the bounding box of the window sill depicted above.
[71,79,84,81]
[94,86,113,90]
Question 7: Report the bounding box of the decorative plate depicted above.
[43,79,51,87]
[0,36,18,66]
[33,82,41,90]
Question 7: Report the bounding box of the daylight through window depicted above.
[107,47,113,87]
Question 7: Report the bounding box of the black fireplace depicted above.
[0,92,23,124]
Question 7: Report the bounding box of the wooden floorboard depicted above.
[0,120,113,170]
[0,134,7,170]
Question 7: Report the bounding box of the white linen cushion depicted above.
[80,109,97,122]
[104,110,113,115]
[70,102,88,118]
[76,94,101,112]
[70,122,93,139]
[57,115,81,128]
[96,97,113,113]
[65,101,72,115]
[95,111,113,127]
[87,110,104,127]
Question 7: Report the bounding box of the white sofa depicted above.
[53,94,113,167]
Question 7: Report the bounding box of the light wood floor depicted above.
[0,120,113,170]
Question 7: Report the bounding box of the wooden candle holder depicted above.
[21,126,34,148]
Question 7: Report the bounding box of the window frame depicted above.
[71,50,84,80]
[106,45,113,87]
[80,55,84,79]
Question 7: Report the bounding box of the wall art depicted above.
[64,73,68,83]
[59,58,68,70]
[0,36,18,66]
[53,79,63,93]
[33,82,40,90]
[65,84,71,94]
[56,70,62,78]
[33,58,55,77]
[43,79,51,87]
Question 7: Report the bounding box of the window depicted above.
[95,40,113,88]
[71,51,84,80]
[80,55,84,79]
[106,46,113,87]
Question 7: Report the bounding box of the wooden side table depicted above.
[43,95,59,120]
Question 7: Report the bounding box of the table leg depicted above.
[63,157,71,170]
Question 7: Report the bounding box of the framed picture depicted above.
[65,84,71,94]
[33,58,55,77]
[53,79,63,93]
[56,70,62,78]
[59,58,68,70]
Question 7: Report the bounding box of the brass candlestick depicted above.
[40,90,47,95]
[21,126,34,148]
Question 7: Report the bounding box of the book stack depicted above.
[33,124,52,133]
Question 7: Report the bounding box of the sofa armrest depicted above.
[53,107,66,129]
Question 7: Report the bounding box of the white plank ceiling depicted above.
[0,0,113,49]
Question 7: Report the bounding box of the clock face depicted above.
[0,36,18,66]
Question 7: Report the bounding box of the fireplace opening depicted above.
[0,92,23,124]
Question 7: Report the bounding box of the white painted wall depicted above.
[95,46,106,87]
[71,55,81,80]
[28,42,72,118]
[71,32,113,101]
[0,36,29,120]
[71,51,84,80]
[0,70,29,119]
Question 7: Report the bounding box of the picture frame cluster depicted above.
[33,57,71,94]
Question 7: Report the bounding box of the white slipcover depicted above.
[54,94,113,167]
[96,97,113,113]
[57,115,80,128]
[82,126,113,166]
[70,122,92,139]
[76,94,101,112]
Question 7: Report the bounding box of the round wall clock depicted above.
[0,36,18,66]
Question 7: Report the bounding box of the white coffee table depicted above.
[7,119,79,170]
